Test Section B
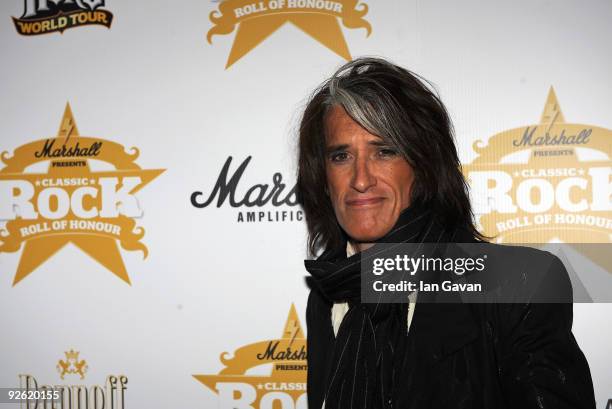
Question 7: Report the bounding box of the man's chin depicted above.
[346,228,388,244]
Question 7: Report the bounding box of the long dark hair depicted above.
[297,57,483,256]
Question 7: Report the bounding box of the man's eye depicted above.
[378,148,398,157]
[330,152,349,162]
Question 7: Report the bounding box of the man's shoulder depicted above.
[456,242,572,304]
[306,285,332,316]
[488,243,566,278]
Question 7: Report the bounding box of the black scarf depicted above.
[304,204,454,409]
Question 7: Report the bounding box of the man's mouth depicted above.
[346,197,385,207]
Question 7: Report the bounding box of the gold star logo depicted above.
[463,88,612,270]
[0,104,164,285]
[207,0,371,68]
[194,304,307,405]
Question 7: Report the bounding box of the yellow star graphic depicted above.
[0,104,164,285]
[227,13,351,68]
[207,0,372,68]
[193,304,307,405]
[463,88,612,270]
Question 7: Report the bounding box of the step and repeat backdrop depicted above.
[1,0,611,408]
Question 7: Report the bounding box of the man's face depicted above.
[324,105,415,243]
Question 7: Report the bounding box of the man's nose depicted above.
[351,156,376,192]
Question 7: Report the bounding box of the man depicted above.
[297,58,595,409]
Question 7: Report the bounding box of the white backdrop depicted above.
[1,0,610,408]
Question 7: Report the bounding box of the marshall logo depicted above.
[464,87,612,270]
[0,104,165,285]
[190,156,303,223]
[13,0,113,36]
[18,349,127,409]
[207,0,371,68]
[512,127,591,148]
[34,139,102,159]
[194,304,307,408]
[256,341,307,361]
